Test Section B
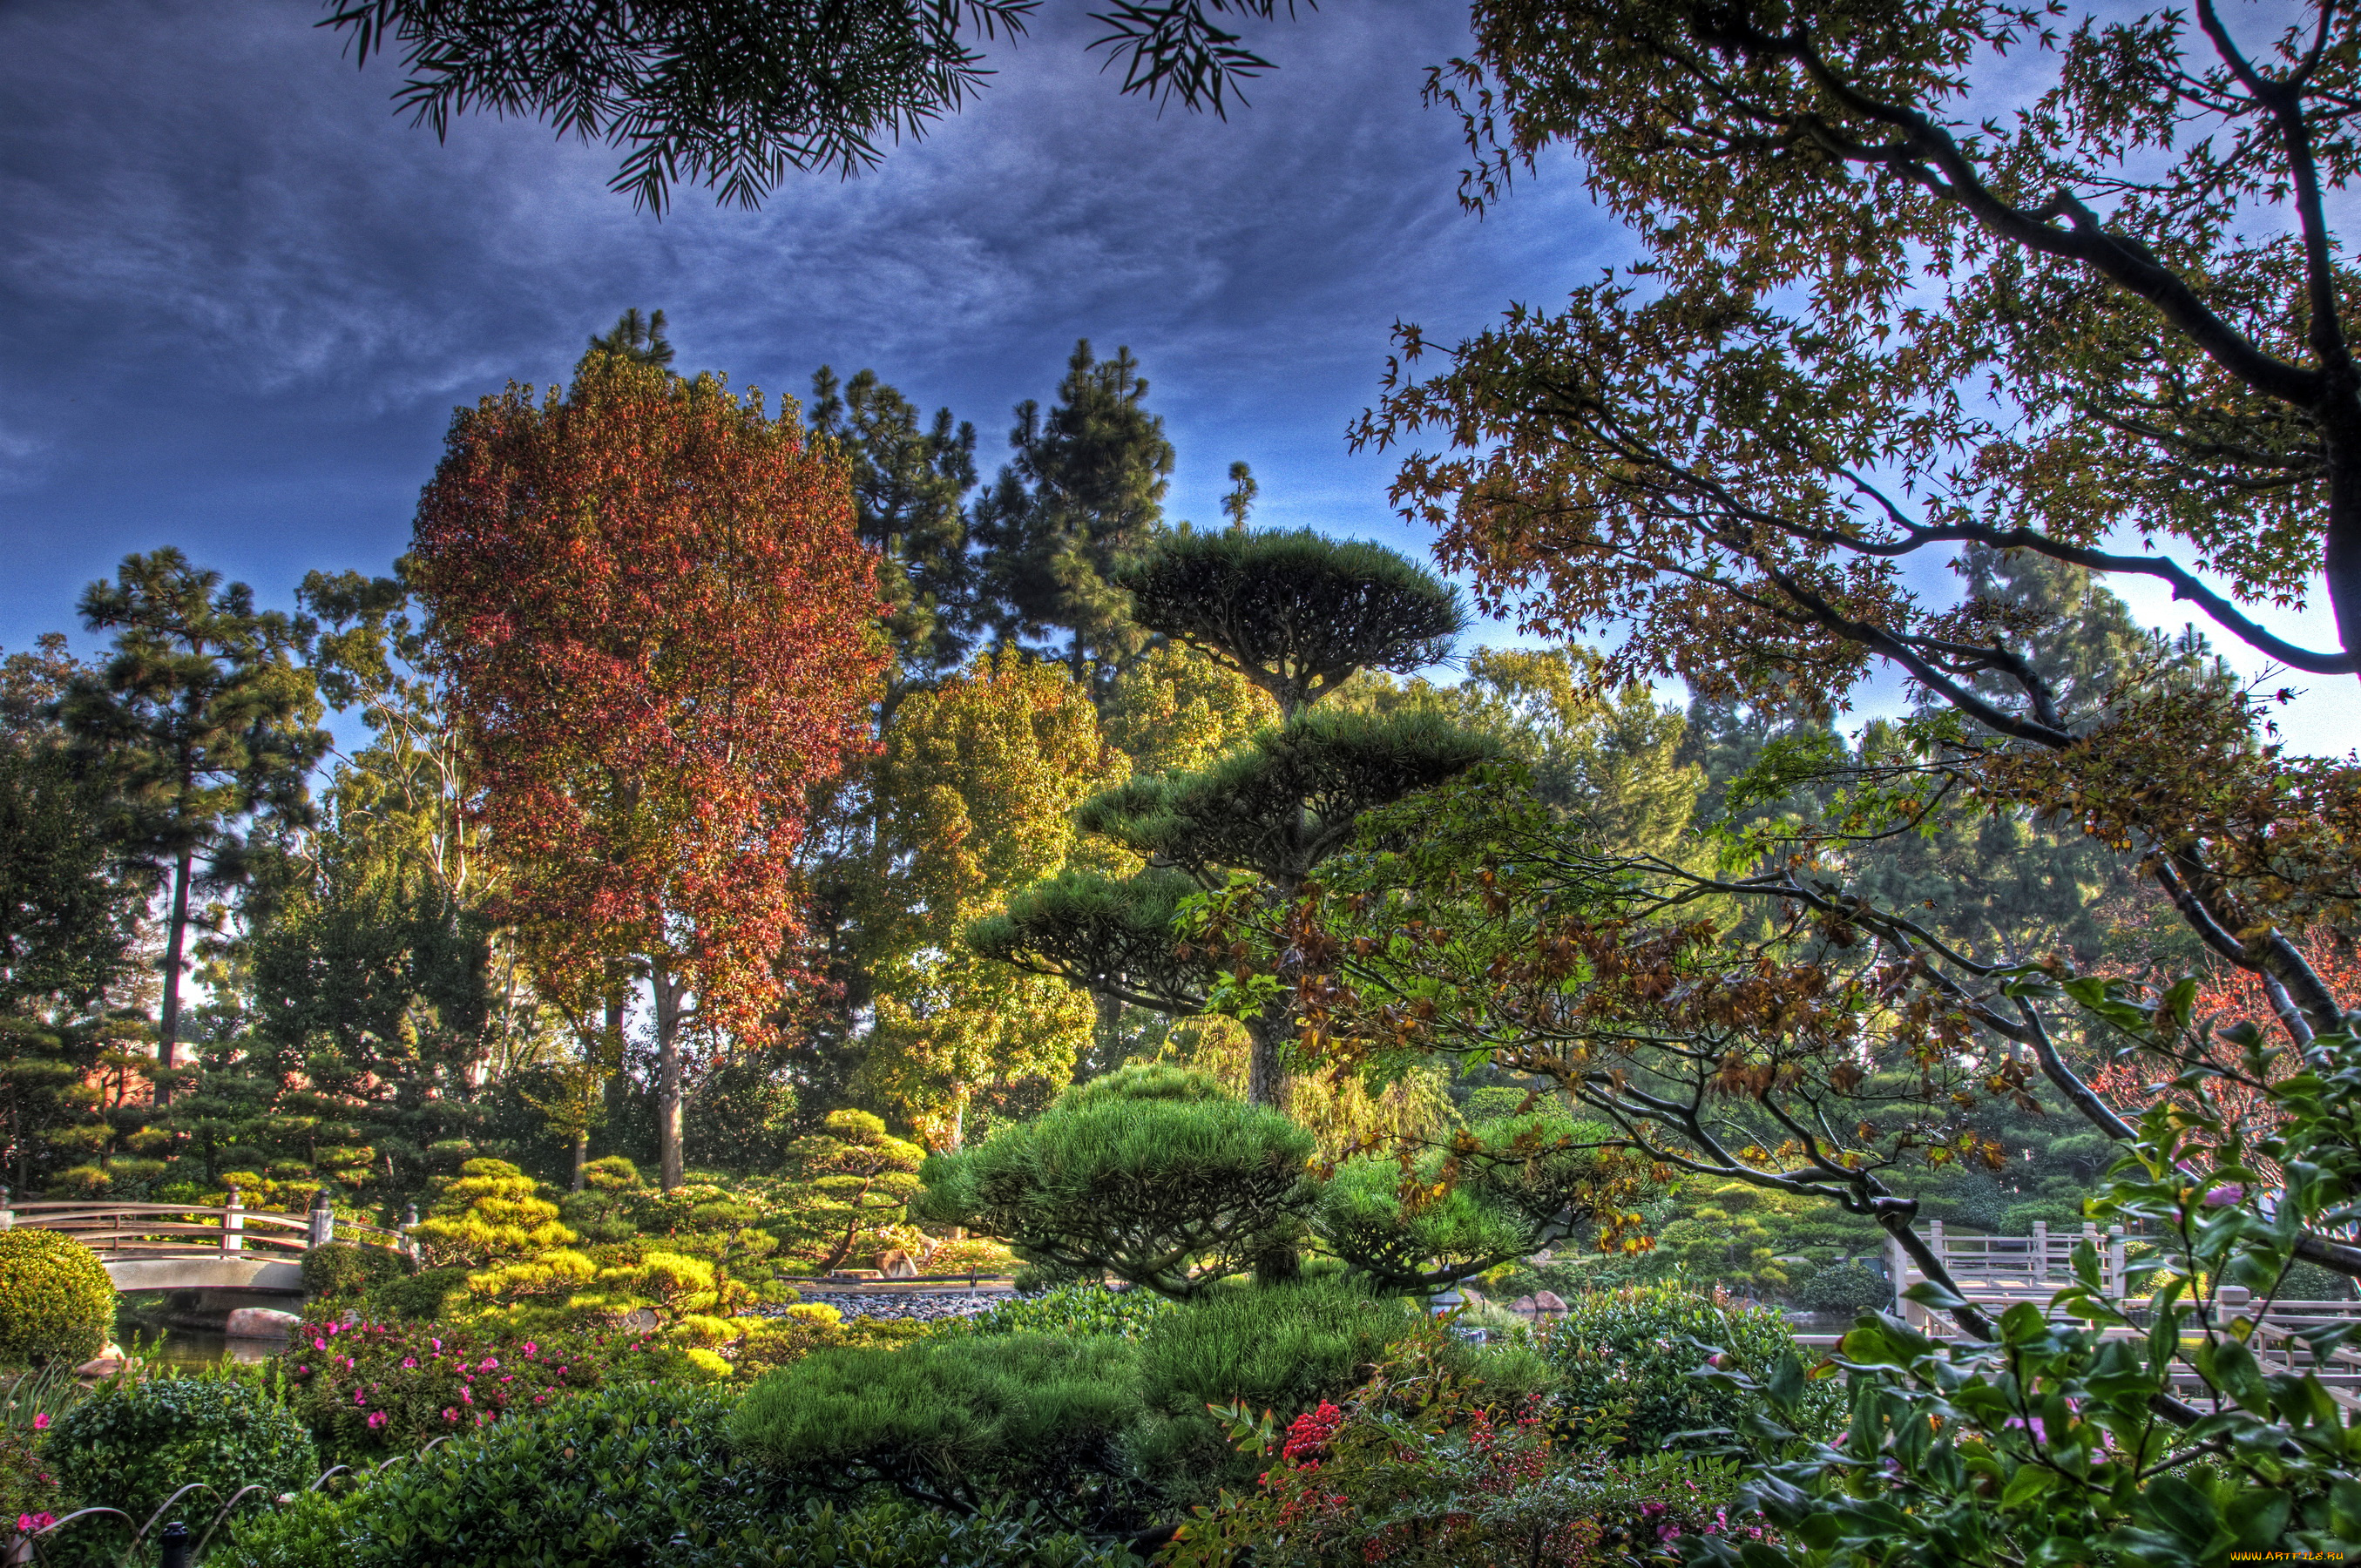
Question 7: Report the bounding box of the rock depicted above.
[876,1249,919,1279]
[75,1342,125,1377]
[1512,1294,1540,1316]
[1532,1290,1566,1315]
[226,1308,300,1342]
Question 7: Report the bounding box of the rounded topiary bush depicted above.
[299,1241,406,1301]
[0,1227,114,1367]
[1794,1260,1891,1314]
[1540,1281,1840,1453]
[51,1373,318,1524]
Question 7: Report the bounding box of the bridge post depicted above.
[308,1188,335,1249]
[221,1186,244,1256]
[0,1186,10,1232]
[2107,1225,2128,1301]
[401,1202,421,1266]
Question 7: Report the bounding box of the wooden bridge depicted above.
[1889,1219,2361,1409]
[0,1193,407,1296]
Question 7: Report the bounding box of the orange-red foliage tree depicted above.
[409,353,884,1189]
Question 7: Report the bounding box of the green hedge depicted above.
[220,1382,1131,1568]
[0,1228,113,1367]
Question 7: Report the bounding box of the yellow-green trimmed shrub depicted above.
[0,1228,112,1366]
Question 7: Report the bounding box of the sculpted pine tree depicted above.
[410,349,884,1191]
[970,529,1478,1108]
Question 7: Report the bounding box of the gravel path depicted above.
[772,1290,1014,1323]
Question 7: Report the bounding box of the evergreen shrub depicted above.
[300,1242,405,1301]
[1792,1260,1891,1314]
[1126,1281,1435,1503]
[728,1333,1145,1520]
[50,1370,317,1526]
[1538,1282,1840,1453]
[0,1229,114,1367]
[228,1382,1134,1568]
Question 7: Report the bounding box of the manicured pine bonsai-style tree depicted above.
[967,528,1476,1108]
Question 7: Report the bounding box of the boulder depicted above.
[226,1307,301,1342]
[75,1342,125,1378]
[1532,1290,1566,1315]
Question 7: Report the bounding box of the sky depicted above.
[2,0,2355,753]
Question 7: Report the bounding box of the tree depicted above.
[777,1109,927,1271]
[58,551,327,1101]
[809,365,981,715]
[587,308,673,368]
[911,1064,1318,1297]
[971,341,1175,702]
[409,349,885,1190]
[320,0,1309,211]
[0,638,143,1016]
[854,650,1127,1146]
[1116,526,1462,719]
[1340,0,2361,1304]
[973,527,1478,1107]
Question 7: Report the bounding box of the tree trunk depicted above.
[1244,1011,1288,1108]
[155,848,195,1106]
[570,1132,588,1193]
[653,963,687,1192]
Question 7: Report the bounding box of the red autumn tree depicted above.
[410,351,884,1190]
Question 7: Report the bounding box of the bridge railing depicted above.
[0,1195,408,1261]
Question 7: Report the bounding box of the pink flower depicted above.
[461,1387,473,1404]
[522,1342,538,1355]
[30,1414,47,1431]
[366,1412,387,1430]
[2204,1185,2245,1208]
[314,1338,328,1351]
[481,1357,498,1371]
[17,1511,55,1534]
[442,1408,457,1423]
[400,1359,416,1369]
[431,1338,443,1351]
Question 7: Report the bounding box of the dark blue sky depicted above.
[4,0,2350,743]
[0,0,1618,654]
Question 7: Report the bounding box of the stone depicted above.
[226,1307,301,1342]
[875,1249,919,1279]
[75,1342,125,1378]
[1532,1290,1566,1314]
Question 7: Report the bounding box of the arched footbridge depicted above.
[0,1195,409,1295]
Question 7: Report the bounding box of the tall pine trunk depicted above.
[156,848,194,1106]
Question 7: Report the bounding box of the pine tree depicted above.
[971,530,1478,1110]
[587,308,675,368]
[808,366,980,715]
[971,341,1174,703]
[58,551,327,1101]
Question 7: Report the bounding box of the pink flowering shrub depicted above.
[1166,1324,1762,1566]
[0,1428,58,1548]
[281,1313,645,1457]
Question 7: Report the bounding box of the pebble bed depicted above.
[775,1289,1016,1323]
